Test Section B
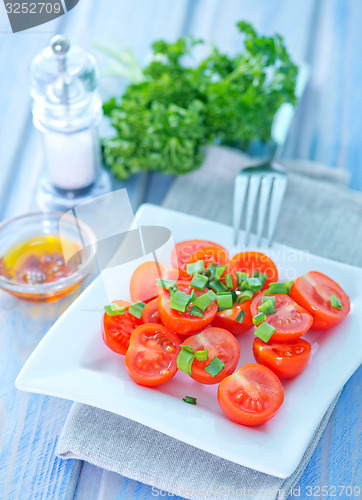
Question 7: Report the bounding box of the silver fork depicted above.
[233,162,287,247]
[232,63,309,248]
[232,62,310,248]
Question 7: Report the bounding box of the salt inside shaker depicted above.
[31,35,111,210]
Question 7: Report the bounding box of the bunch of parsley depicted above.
[101,21,298,180]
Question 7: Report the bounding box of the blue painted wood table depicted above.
[0,1,361,498]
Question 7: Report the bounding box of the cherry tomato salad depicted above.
[102,239,350,427]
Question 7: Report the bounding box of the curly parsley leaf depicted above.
[101,21,298,180]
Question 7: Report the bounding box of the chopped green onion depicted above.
[236,310,246,323]
[252,312,267,325]
[254,322,276,342]
[195,349,208,361]
[183,396,197,405]
[170,290,191,312]
[190,305,203,317]
[156,279,178,291]
[258,298,276,315]
[215,265,227,280]
[241,277,263,292]
[224,274,233,289]
[190,272,208,290]
[193,290,217,312]
[104,303,126,316]
[264,281,294,295]
[236,271,248,287]
[209,279,227,293]
[204,262,219,279]
[179,344,194,354]
[128,301,146,319]
[204,356,225,377]
[188,289,196,304]
[253,270,267,285]
[330,294,342,309]
[177,348,195,376]
[187,260,205,275]
[230,289,238,303]
[237,290,254,303]
[217,292,233,311]
[262,295,275,305]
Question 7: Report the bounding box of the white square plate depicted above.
[16,204,362,478]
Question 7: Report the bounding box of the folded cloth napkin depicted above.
[56,146,361,500]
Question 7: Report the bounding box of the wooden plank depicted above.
[0,3,98,500]
[0,289,83,499]
[284,0,362,190]
[0,8,88,500]
[0,12,71,217]
[293,367,361,497]
[187,0,315,62]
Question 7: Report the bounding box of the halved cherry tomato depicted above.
[253,337,312,379]
[102,300,142,355]
[217,363,284,426]
[130,261,179,303]
[290,271,350,330]
[212,301,253,335]
[229,251,278,288]
[250,291,313,341]
[179,246,229,279]
[182,327,240,384]
[142,298,162,325]
[158,281,218,336]
[125,324,180,387]
[171,240,229,270]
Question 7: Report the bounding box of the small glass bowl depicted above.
[0,212,96,301]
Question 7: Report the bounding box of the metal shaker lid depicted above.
[31,35,102,132]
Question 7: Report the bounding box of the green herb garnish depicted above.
[104,304,126,316]
[254,322,276,343]
[330,294,342,310]
[100,22,297,180]
[128,301,146,319]
[177,347,195,376]
[204,356,225,378]
[187,260,205,276]
[195,349,208,361]
[183,396,197,405]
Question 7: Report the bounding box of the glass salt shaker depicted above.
[31,35,111,210]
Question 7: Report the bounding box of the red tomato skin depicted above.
[158,281,218,336]
[102,308,142,355]
[229,251,278,288]
[130,261,179,303]
[171,240,229,270]
[217,364,284,426]
[183,327,241,384]
[125,324,181,387]
[290,272,350,330]
[212,300,253,336]
[253,337,312,379]
[142,298,162,325]
[250,291,313,341]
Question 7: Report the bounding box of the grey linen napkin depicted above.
[56,146,361,499]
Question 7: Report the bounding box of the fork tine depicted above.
[266,175,288,246]
[244,176,261,246]
[256,176,273,247]
[233,175,249,245]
